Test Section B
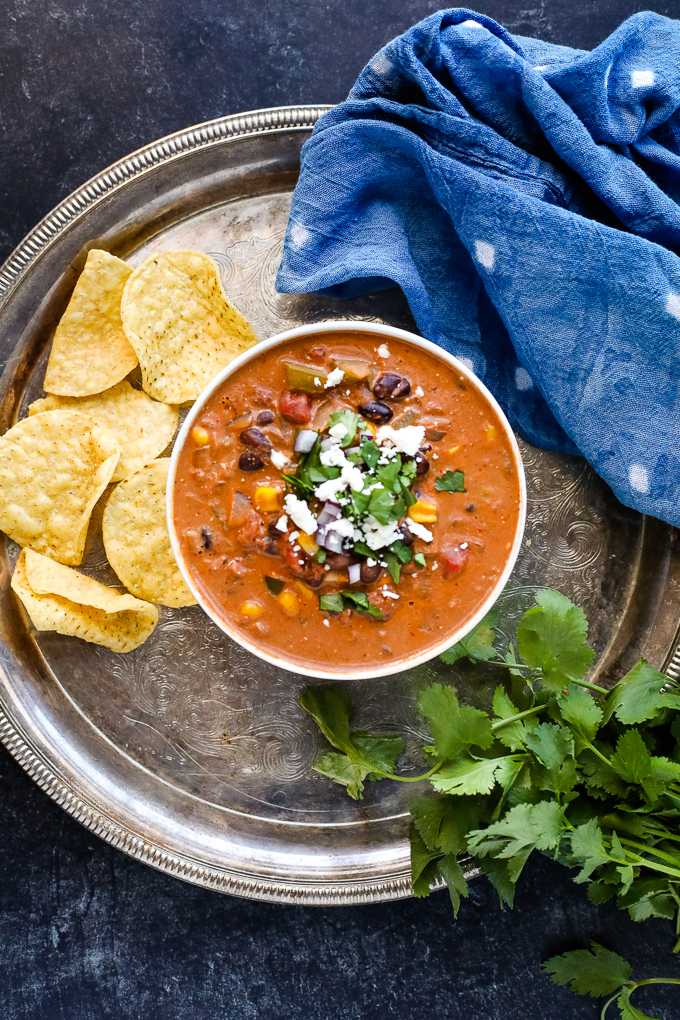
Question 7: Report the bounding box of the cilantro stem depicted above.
[618,837,680,872]
[368,760,445,783]
[482,658,535,672]
[491,705,546,730]
[633,978,680,986]
[600,990,619,1020]
[568,678,609,696]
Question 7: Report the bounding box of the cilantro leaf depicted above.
[517,589,595,690]
[467,801,566,893]
[493,686,535,751]
[603,658,680,725]
[610,729,652,785]
[340,590,385,620]
[543,942,633,998]
[349,490,371,517]
[435,470,466,493]
[410,795,481,857]
[319,593,344,614]
[360,439,380,470]
[352,539,372,557]
[431,756,505,796]
[414,552,426,567]
[313,751,376,799]
[368,486,397,525]
[328,409,360,447]
[384,551,401,585]
[352,732,404,775]
[440,610,498,665]
[390,540,413,564]
[525,722,575,771]
[569,819,611,882]
[617,986,663,1020]
[557,685,603,752]
[409,822,441,897]
[400,458,417,485]
[438,854,470,917]
[418,684,494,760]
[376,456,402,491]
[300,686,354,754]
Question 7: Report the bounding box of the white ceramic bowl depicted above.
[167,321,527,679]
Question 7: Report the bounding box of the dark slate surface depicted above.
[0,2,679,1016]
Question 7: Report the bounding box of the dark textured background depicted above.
[1,2,680,1017]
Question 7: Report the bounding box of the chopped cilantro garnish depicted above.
[360,439,381,470]
[376,456,402,491]
[414,552,426,567]
[367,486,396,525]
[400,459,417,485]
[328,409,360,447]
[264,576,285,596]
[352,540,373,557]
[315,549,327,564]
[390,540,413,564]
[435,469,466,493]
[281,471,313,498]
[319,590,385,620]
[384,551,402,584]
[319,593,344,613]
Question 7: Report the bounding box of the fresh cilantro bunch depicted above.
[543,942,680,1019]
[300,589,680,952]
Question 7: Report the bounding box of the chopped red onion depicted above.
[316,528,345,554]
[320,436,337,452]
[348,563,361,584]
[293,429,318,453]
[316,501,343,528]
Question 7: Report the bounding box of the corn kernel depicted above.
[277,589,300,616]
[295,580,315,601]
[447,445,461,454]
[254,485,283,512]
[239,600,263,619]
[486,424,496,444]
[409,499,438,524]
[191,426,210,446]
[297,531,319,557]
[362,420,377,439]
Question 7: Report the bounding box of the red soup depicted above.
[172,330,523,674]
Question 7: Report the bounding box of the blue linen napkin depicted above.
[276,9,680,528]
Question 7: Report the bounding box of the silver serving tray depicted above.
[0,106,679,906]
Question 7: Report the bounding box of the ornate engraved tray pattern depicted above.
[0,107,679,904]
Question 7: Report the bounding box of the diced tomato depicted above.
[441,545,469,578]
[281,538,306,576]
[279,389,311,424]
[236,512,263,549]
[226,558,248,577]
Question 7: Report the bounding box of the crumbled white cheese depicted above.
[415,385,424,398]
[376,424,426,457]
[406,520,434,542]
[299,559,305,565]
[342,463,365,492]
[271,450,288,470]
[377,344,390,358]
[314,376,322,387]
[382,589,399,600]
[283,494,318,535]
[328,422,348,440]
[323,619,330,626]
[324,367,345,389]
[432,562,439,570]
[461,542,468,550]
[275,515,288,532]
[289,531,300,543]
[361,514,402,550]
[432,453,439,460]
[320,445,348,468]
[314,475,348,503]
[314,461,364,501]
[325,517,355,539]
[367,558,377,566]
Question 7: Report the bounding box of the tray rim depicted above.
[1,104,678,905]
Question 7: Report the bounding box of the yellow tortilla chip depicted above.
[120,249,258,404]
[102,458,195,607]
[44,249,138,396]
[0,410,120,565]
[29,381,178,482]
[12,549,158,652]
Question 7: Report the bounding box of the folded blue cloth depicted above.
[276,9,680,528]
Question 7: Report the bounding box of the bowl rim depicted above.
[166,320,527,679]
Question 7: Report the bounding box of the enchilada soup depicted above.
[172,331,522,673]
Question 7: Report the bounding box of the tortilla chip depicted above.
[29,381,178,482]
[102,458,195,607]
[12,549,158,652]
[0,410,120,565]
[44,249,138,397]
[120,249,258,404]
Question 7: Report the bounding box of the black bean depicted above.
[325,552,351,569]
[239,427,272,450]
[268,520,284,538]
[466,502,477,513]
[201,526,213,550]
[360,562,382,584]
[304,563,326,587]
[415,454,430,476]
[261,538,280,557]
[424,428,446,441]
[255,410,275,426]
[373,372,411,399]
[358,401,393,424]
[238,450,264,471]
[398,522,415,546]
